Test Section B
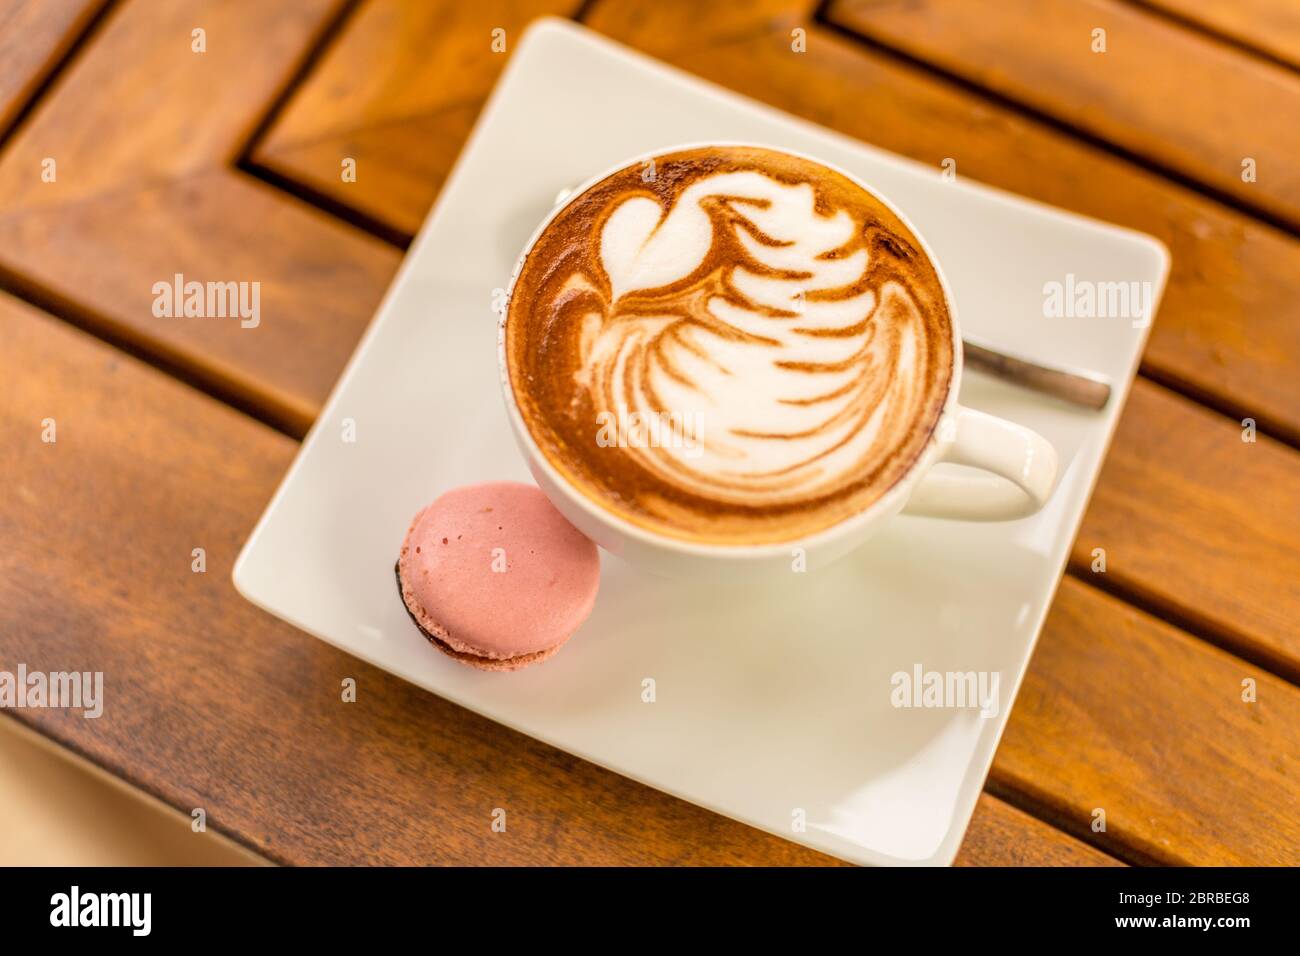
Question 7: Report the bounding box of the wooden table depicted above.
[1,0,1297,866]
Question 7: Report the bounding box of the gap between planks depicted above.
[0,261,304,438]
[1121,0,1300,77]
[0,0,119,148]
[811,0,1300,242]
[983,775,1161,867]
[232,0,366,163]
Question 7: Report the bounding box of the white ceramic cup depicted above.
[498,143,1059,578]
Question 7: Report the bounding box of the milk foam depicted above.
[583,170,928,506]
[506,146,953,545]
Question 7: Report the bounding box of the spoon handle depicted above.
[962,337,1112,411]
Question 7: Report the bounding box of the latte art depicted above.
[505,146,954,545]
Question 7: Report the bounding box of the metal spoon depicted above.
[961,335,1112,410]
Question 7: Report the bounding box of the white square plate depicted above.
[235,18,1168,865]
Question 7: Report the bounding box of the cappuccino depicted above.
[504,146,954,545]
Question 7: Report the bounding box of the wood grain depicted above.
[1134,0,1300,70]
[828,0,1300,231]
[0,0,343,214]
[250,0,583,239]
[0,170,399,435]
[994,577,1300,866]
[581,0,807,59]
[253,0,804,240]
[0,0,399,435]
[958,794,1120,867]
[0,0,106,134]
[255,102,481,242]
[0,291,1111,866]
[1073,380,1300,679]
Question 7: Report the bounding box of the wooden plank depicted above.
[994,577,1300,865]
[1134,0,1300,71]
[827,0,1300,231]
[580,6,1300,678]
[1073,380,1300,679]
[0,290,1100,866]
[957,795,1120,866]
[580,0,803,60]
[0,0,344,214]
[0,0,400,436]
[0,0,106,134]
[0,714,268,866]
[0,170,398,436]
[255,102,481,242]
[250,0,583,239]
[581,0,804,55]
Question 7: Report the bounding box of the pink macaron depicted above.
[396,481,600,670]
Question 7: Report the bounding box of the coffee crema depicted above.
[504,146,954,545]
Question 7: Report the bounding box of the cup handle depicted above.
[902,405,1059,520]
